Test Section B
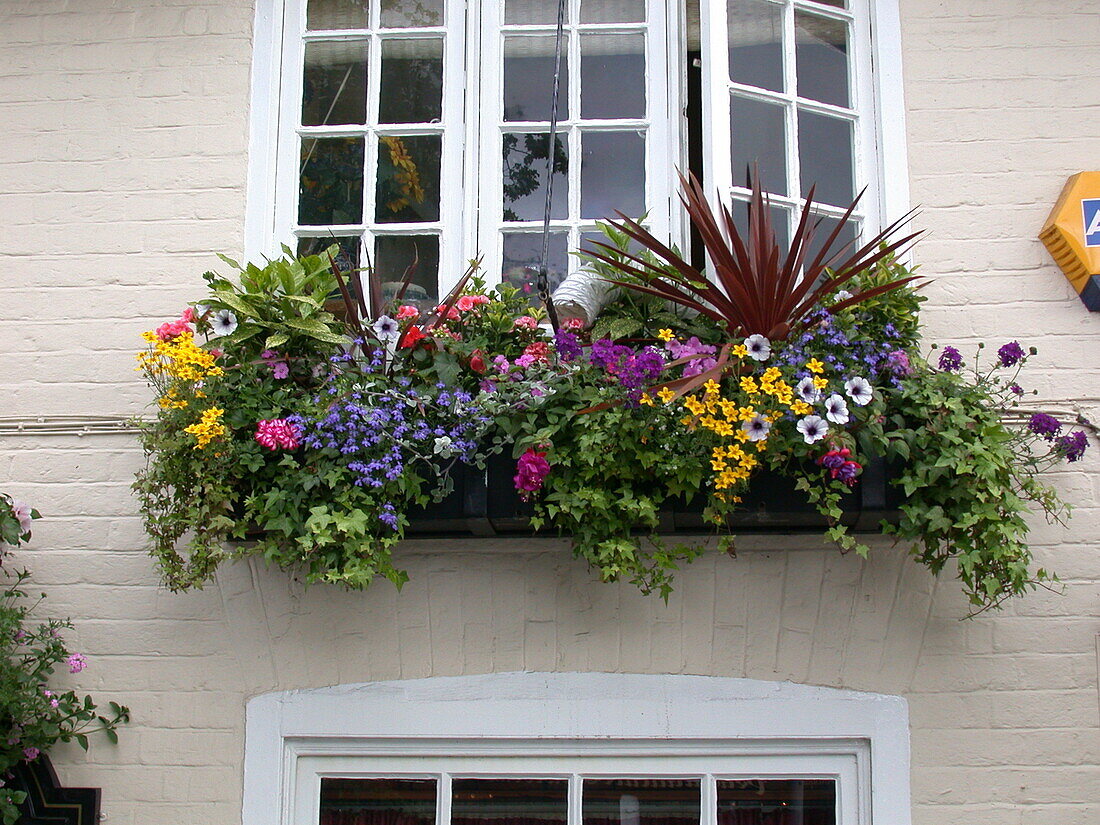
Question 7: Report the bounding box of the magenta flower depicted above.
[66,653,87,674]
[886,350,911,376]
[255,419,301,451]
[1055,430,1088,462]
[997,340,1026,368]
[514,449,551,500]
[23,747,39,761]
[938,346,963,372]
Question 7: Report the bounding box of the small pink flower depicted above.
[272,362,290,380]
[513,316,538,331]
[66,653,87,674]
[23,747,39,761]
[50,698,59,708]
[456,295,478,312]
[180,307,196,324]
[515,354,536,369]
[562,317,585,331]
[255,419,301,451]
[12,501,33,534]
[396,304,420,320]
[209,348,223,359]
[472,294,491,306]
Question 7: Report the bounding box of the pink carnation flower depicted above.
[255,419,301,451]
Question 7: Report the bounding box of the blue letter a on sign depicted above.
[1084,198,1100,247]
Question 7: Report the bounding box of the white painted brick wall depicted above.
[1,1,1098,824]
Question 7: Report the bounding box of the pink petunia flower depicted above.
[255,419,301,451]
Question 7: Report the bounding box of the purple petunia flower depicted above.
[997,340,1026,368]
[1055,430,1088,462]
[938,346,963,372]
[1027,412,1062,441]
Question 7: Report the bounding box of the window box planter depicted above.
[405,454,901,537]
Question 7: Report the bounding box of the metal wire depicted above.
[536,0,567,331]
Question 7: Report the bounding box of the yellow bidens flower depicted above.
[657,386,676,404]
[639,393,654,406]
[812,376,828,390]
[137,330,223,384]
[806,359,825,374]
[731,344,749,359]
[657,328,674,342]
[184,407,226,450]
[157,388,188,410]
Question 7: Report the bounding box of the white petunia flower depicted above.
[744,334,771,361]
[796,414,829,445]
[741,413,772,442]
[795,376,821,404]
[824,393,850,424]
[834,290,853,303]
[210,309,238,337]
[844,376,874,406]
[433,436,455,457]
[372,314,400,342]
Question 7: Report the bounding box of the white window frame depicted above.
[242,672,912,825]
[245,1,908,279]
[697,0,909,237]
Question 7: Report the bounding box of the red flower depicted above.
[523,341,551,364]
[469,351,487,373]
[399,325,427,349]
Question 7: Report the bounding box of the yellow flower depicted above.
[812,376,828,390]
[790,400,814,416]
[762,367,782,383]
[739,376,759,395]
[806,359,825,374]
[184,407,226,450]
[703,379,721,395]
[731,344,748,359]
[639,393,654,406]
[657,328,674,342]
[683,395,706,416]
[657,387,676,404]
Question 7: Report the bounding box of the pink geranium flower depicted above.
[396,304,420,320]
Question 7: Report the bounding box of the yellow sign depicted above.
[1040,171,1100,310]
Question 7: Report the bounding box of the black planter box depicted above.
[405,454,902,538]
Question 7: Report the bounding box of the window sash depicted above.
[291,749,864,825]
[699,0,883,240]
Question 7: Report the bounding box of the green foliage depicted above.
[0,497,129,823]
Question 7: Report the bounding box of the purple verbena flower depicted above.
[1055,430,1088,462]
[1027,412,1062,441]
[938,346,963,372]
[997,341,1026,368]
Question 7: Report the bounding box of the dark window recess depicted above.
[12,754,101,825]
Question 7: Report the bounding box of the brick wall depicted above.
[0,1,1097,823]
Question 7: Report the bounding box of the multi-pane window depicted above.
[255,0,897,306]
[294,754,858,824]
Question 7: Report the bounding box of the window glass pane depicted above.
[375,234,440,308]
[727,0,783,93]
[379,38,444,123]
[376,135,441,223]
[581,0,646,24]
[798,110,854,206]
[503,132,569,221]
[729,198,790,254]
[300,137,365,225]
[804,212,860,272]
[716,778,836,825]
[308,0,369,30]
[795,12,850,108]
[505,36,569,122]
[297,236,362,274]
[505,0,563,25]
[502,231,570,304]
[320,777,436,825]
[303,41,368,126]
[452,779,568,825]
[581,34,645,119]
[581,131,645,219]
[814,0,847,7]
[380,0,444,27]
[582,779,701,825]
[730,95,787,196]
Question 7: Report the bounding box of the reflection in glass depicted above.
[727,0,783,93]
[505,0,562,25]
[379,38,443,123]
[716,778,836,825]
[581,0,645,24]
[297,236,361,274]
[307,0,369,30]
[582,779,700,825]
[300,137,365,225]
[376,135,441,223]
[730,95,787,196]
[503,133,569,221]
[381,0,444,27]
[375,235,440,308]
[501,232,569,305]
[319,777,437,825]
[505,36,569,122]
[798,110,853,206]
[452,779,568,825]
[729,199,791,254]
[795,13,849,108]
[581,34,645,119]
[303,41,368,126]
[581,131,645,220]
